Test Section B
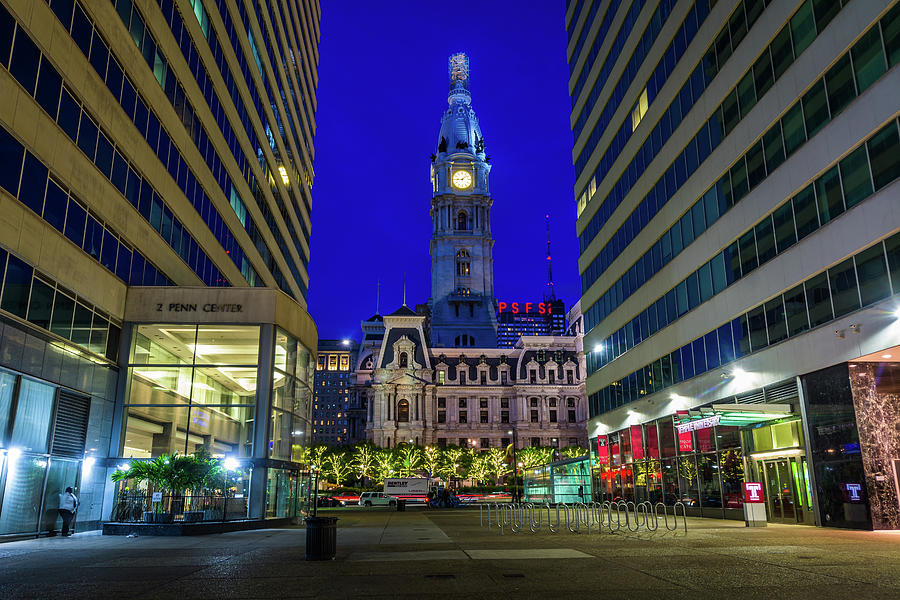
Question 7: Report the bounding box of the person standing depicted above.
[58,486,78,537]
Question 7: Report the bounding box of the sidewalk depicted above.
[0,508,898,599]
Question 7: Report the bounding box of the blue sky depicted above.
[308,1,578,340]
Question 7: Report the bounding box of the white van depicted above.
[358,492,397,507]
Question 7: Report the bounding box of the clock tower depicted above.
[428,53,498,348]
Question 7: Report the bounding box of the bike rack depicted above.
[484,500,686,536]
[636,502,656,531]
[530,503,543,533]
[673,501,687,534]
[546,503,560,533]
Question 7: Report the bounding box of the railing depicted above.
[109,492,249,523]
[478,501,687,535]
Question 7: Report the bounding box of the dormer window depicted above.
[399,352,408,368]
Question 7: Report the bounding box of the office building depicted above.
[0,0,320,537]
[496,299,566,348]
[568,0,900,528]
[312,339,358,445]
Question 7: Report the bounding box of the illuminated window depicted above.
[456,249,470,276]
[631,87,649,132]
[438,371,446,384]
[397,400,409,422]
[327,354,338,370]
[339,355,350,370]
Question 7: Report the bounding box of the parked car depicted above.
[358,492,397,507]
[316,495,342,507]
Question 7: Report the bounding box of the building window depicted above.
[480,410,488,423]
[460,370,466,384]
[456,249,470,276]
[567,397,575,407]
[458,398,466,408]
[339,355,350,370]
[501,410,509,423]
[531,437,541,447]
[459,438,467,447]
[438,370,445,384]
[399,352,408,368]
[529,370,536,383]
[568,409,576,423]
[548,371,555,384]
[438,410,446,423]
[501,437,510,448]
[457,211,469,231]
[530,410,538,423]
[549,410,557,423]
[631,87,649,131]
[501,371,508,385]
[549,398,557,407]
[480,373,486,384]
[480,438,490,449]
[397,399,409,422]
[566,371,573,384]
[327,354,338,370]
[437,438,447,447]
[530,398,538,407]
[459,411,467,423]
[479,398,488,408]
[500,398,509,408]
[438,397,446,408]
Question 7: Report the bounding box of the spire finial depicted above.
[376,279,381,315]
[402,272,407,306]
[544,213,556,302]
[448,52,471,104]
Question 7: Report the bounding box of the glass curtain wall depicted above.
[269,329,312,462]
[122,325,259,458]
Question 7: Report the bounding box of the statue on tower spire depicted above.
[448,52,471,104]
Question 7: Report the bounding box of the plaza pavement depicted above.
[0,506,898,599]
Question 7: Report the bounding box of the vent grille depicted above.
[51,390,91,457]
[764,380,799,404]
[734,389,766,404]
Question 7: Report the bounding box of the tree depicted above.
[310,445,328,471]
[353,443,378,481]
[396,444,422,477]
[440,446,466,481]
[466,451,490,485]
[484,448,509,484]
[561,446,588,460]
[422,445,441,478]
[323,450,354,485]
[373,448,394,483]
[518,446,553,470]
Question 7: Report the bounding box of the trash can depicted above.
[304,517,338,561]
[396,499,406,512]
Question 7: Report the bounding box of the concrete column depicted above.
[249,324,274,521]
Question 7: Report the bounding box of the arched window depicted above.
[397,399,410,422]
[468,335,475,346]
[457,211,468,230]
[456,249,470,276]
[399,352,408,368]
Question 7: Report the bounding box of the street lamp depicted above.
[507,429,519,502]
[551,437,560,461]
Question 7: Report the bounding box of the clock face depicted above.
[451,170,473,189]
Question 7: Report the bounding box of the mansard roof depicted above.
[380,328,427,368]
[388,305,418,317]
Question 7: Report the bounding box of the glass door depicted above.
[760,459,797,523]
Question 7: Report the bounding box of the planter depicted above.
[182,511,204,523]
[155,513,174,524]
[203,509,222,521]
[143,511,156,523]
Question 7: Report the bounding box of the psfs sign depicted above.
[497,302,555,315]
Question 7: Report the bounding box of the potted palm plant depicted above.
[111,451,222,523]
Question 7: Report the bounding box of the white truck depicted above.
[383,478,429,500]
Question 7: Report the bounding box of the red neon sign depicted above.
[497,301,554,315]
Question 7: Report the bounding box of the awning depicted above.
[676,403,794,429]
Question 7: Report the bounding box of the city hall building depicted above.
[568,0,900,529]
[355,55,589,452]
[0,0,320,538]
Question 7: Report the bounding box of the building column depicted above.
[249,324,274,520]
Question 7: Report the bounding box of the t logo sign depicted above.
[842,483,863,502]
[743,482,764,503]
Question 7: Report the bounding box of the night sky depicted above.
[308,1,578,341]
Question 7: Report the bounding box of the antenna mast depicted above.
[544,214,556,302]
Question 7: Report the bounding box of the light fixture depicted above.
[278,165,290,185]
[342,339,350,346]
[894,307,900,319]
[8,447,22,460]
[593,343,603,353]
[223,457,239,471]
[882,354,893,359]
[117,463,130,471]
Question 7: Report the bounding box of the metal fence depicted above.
[110,492,249,523]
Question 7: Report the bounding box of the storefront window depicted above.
[698,453,722,509]
[676,455,699,506]
[719,448,745,509]
[269,329,312,461]
[11,378,55,453]
[122,324,260,458]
